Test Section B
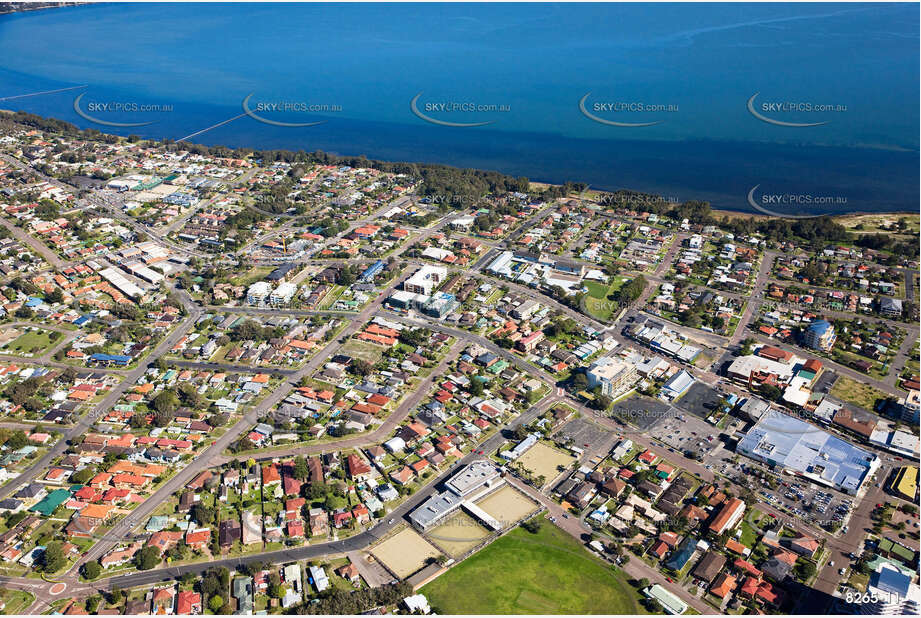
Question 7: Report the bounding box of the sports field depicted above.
[426,511,491,557]
[371,527,441,578]
[475,485,539,526]
[422,521,645,614]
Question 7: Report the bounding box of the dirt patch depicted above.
[426,511,491,557]
[475,485,539,527]
[371,527,442,578]
[516,442,576,482]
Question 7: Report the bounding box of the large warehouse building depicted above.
[736,411,880,495]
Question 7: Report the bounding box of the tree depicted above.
[40,541,66,573]
[521,518,542,534]
[593,395,612,411]
[293,456,309,481]
[71,467,96,485]
[795,560,817,581]
[82,560,102,580]
[134,546,161,570]
[467,379,484,396]
[349,359,373,377]
[209,595,224,612]
[151,389,179,414]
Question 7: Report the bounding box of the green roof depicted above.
[30,488,71,516]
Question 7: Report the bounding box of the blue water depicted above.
[0,2,917,214]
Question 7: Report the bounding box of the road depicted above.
[0,305,203,501]
[73,265,416,572]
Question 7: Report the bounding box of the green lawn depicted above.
[4,330,56,355]
[583,277,628,323]
[422,521,645,614]
[830,376,887,413]
[0,589,34,615]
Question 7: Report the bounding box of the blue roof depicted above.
[807,319,832,333]
[737,411,877,493]
[874,565,911,598]
[665,538,696,570]
[73,316,90,326]
[90,353,132,362]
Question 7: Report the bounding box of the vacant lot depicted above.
[427,511,491,557]
[830,376,887,413]
[582,277,628,322]
[371,527,441,578]
[422,521,644,614]
[339,338,384,364]
[4,329,56,356]
[515,442,575,484]
[475,485,539,527]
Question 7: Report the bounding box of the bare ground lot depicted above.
[475,485,540,528]
[426,511,491,557]
[516,442,576,484]
[371,526,442,578]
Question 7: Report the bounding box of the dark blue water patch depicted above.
[0,2,916,214]
[1,87,916,215]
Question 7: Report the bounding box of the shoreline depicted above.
[2,109,917,221]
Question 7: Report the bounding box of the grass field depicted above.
[422,521,645,614]
[0,589,34,614]
[830,375,887,412]
[339,338,384,364]
[4,329,56,355]
[583,277,628,323]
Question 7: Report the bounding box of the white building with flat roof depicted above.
[247,281,272,304]
[586,356,638,398]
[404,265,447,296]
[270,282,297,305]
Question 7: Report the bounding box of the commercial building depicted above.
[409,461,503,530]
[888,466,918,501]
[858,563,920,615]
[404,265,447,296]
[661,369,695,401]
[99,266,146,299]
[736,411,879,495]
[586,356,639,398]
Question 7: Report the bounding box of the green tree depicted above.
[82,560,102,580]
[209,595,224,612]
[134,546,161,570]
[40,541,66,573]
[293,456,309,481]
